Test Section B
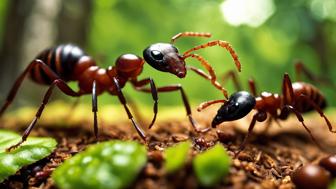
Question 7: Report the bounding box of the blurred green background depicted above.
[0,0,335,111]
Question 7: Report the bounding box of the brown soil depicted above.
[0,110,335,189]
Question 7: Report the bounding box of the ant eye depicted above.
[151,50,164,60]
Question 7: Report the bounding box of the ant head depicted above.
[115,54,144,78]
[212,91,256,127]
[143,43,186,78]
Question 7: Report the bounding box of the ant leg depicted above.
[134,83,208,132]
[281,105,324,150]
[197,99,227,112]
[295,61,317,82]
[282,73,295,105]
[295,61,335,87]
[299,94,335,133]
[131,78,158,129]
[221,70,258,96]
[155,84,210,132]
[113,78,147,140]
[186,64,228,98]
[236,112,260,156]
[248,78,258,97]
[124,93,146,128]
[222,70,242,91]
[171,32,211,44]
[261,117,273,135]
[0,59,58,117]
[187,66,210,79]
[7,79,81,151]
[183,40,241,72]
[92,80,98,139]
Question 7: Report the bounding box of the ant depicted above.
[198,62,335,152]
[0,32,241,151]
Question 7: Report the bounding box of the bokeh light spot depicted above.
[220,0,275,27]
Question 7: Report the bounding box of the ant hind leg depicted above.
[0,59,58,118]
[299,94,335,133]
[281,105,325,150]
[7,79,81,151]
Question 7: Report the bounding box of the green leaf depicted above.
[193,143,231,187]
[52,140,147,189]
[164,140,191,173]
[0,130,57,183]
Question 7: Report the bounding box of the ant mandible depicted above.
[198,64,335,152]
[0,32,241,150]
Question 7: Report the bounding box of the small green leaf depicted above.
[52,140,147,189]
[193,143,231,187]
[164,141,191,173]
[0,130,57,183]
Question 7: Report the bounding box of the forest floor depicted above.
[0,104,336,189]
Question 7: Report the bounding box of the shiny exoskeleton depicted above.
[198,73,334,152]
[0,32,242,150]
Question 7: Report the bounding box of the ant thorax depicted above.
[255,92,281,113]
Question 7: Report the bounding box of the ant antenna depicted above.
[197,99,227,112]
[171,32,211,44]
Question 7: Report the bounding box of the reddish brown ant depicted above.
[0,32,241,150]
[198,64,335,152]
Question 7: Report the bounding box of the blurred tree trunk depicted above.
[0,0,36,93]
[0,0,93,106]
[57,0,93,47]
[312,23,329,76]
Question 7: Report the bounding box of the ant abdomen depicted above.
[30,44,92,84]
[292,82,327,112]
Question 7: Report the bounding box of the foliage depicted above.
[193,143,231,187]
[52,140,147,189]
[87,0,336,107]
[164,140,191,173]
[0,0,336,107]
[0,130,57,183]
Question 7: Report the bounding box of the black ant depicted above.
[0,32,241,151]
[198,63,335,152]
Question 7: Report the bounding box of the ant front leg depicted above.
[236,111,267,156]
[131,78,158,129]
[7,79,81,151]
[113,78,147,141]
[186,65,228,98]
[156,84,210,132]
[0,59,59,117]
[136,83,208,132]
